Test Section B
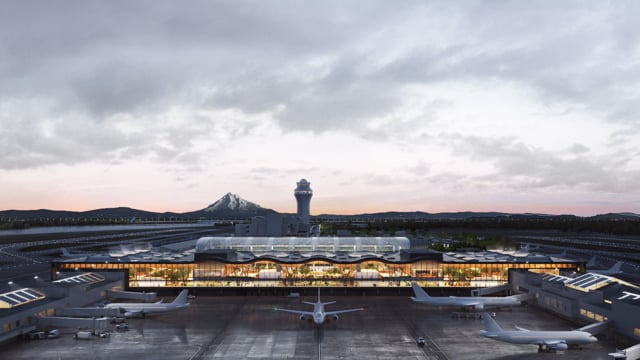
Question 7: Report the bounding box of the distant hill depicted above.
[0,207,189,221]
[0,193,276,221]
[589,212,640,220]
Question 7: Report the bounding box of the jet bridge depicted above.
[107,290,156,301]
[579,319,613,336]
[58,307,120,318]
[35,316,111,331]
[471,284,512,296]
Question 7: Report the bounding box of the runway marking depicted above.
[192,299,248,360]
[390,304,449,360]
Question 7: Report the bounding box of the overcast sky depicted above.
[1,1,639,216]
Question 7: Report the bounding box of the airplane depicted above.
[586,256,598,268]
[520,243,540,252]
[410,282,523,310]
[480,312,598,352]
[608,343,640,359]
[275,288,364,326]
[588,261,624,276]
[104,289,190,317]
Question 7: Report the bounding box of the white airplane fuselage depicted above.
[104,289,190,317]
[481,329,597,346]
[410,282,521,310]
[312,303,326,325]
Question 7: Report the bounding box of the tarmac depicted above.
[0,294,621,360]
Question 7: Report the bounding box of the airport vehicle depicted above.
[74,331,92,340]
[479,312,598,352]
[588,261,624,276]
[275,287,364,326]
[25,330,46,340]
[47,329,60,339]
[410,282,523,310]
[104,289,190,317]
[416,337,425,346]
[115,323,129,330]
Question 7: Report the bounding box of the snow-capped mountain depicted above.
[184,193,276,219]
[202,193,264,212]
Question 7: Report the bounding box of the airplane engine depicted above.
[332,315,339,321]
[548,343,568,351]
[299,315,306,321]
[474,304,484,310]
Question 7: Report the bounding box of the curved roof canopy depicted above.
[195,236,410,254]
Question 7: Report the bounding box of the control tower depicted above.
[294,179,313,225]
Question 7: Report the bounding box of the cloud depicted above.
[444,134,639,193]
[1,0,639,179]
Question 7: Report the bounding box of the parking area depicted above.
[0,295,621,359]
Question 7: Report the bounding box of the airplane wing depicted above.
[325,308,364,316]
[123,309,143,317]
[274,308,314,316]
[458,301,484,310]
[514,325,531,331]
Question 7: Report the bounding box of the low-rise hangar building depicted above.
[51,237,584,291]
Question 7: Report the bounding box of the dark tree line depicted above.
[324,216,640,236]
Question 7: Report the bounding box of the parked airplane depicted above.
[588,261,624,276]
[410,282,523,310]
[275,288,364,326]
[586,256,598,268]
[608,343,640,359]
[480,312,598,352]
[105,289,190,317]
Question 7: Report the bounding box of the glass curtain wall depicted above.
[55,261,577,288]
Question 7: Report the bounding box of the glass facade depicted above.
[54,259,577,288]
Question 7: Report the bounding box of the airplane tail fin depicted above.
[411,282,431,301]
[171,289,189,305]
[61,248,71,256]
[609,262,623,273]
[586,256,598,267]
[482,313,503,332]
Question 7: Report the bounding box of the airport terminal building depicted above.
[51,236,583,290]
[49,179,583,291]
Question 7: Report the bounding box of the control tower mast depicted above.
[294,179,313,225]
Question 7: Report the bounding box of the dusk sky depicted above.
[1,1,639,216]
